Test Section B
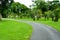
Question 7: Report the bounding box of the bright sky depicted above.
[14,0,59,8]
[14,0,33,8]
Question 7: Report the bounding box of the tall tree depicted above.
[0,0,14,20]
[53,8,60,22]
[11,2,29,18]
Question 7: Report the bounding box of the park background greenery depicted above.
[0,0,60,40]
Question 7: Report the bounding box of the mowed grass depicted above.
[36,18,60,31]
[0,20,32,40]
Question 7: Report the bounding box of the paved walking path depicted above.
[28,22,60,40]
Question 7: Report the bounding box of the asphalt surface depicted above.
[2,19,60,40]
[20,21,60,40]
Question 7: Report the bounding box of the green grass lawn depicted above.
[36,18,60,31]
[0,20,32,40]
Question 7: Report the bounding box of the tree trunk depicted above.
[52,17,54,21]
[0,13,2,21]
[54,16,59,22]
[37,16,40,20]
[33,17,35,21]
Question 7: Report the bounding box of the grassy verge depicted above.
[0,20,32,40]
[8,17,33,21]
[36,18,60,31]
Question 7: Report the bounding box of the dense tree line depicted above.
[0,0,30,20]
[0,0,60,22]
[10,2,29,18]
[32,0,60,22]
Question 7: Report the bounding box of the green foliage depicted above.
[32,0,60,22]
[48,1,59,11]
[11,2,20,13]
[53,8,60,16]
[0,0,14,12]
[11,2,29,18]
[0,0,14,18]
[33,0,48,13]
[45,10,52,17]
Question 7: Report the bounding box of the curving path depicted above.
[2,18,60,40]
[19,20,60,40]
[29,22,60,40]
